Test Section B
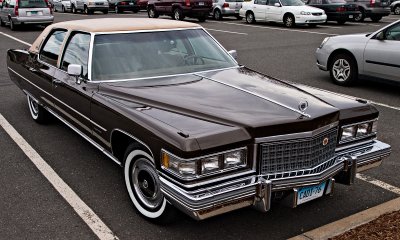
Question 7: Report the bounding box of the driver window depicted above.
[256,0,267,4]
[61,32,91,79]
[385,23,400,41]
[269,0,278,5]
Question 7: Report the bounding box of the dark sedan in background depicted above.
[307,0,359,24]
[108,0,140,13]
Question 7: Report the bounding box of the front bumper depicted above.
[315,46,329,71]
[87,5,109,10]
[221,8,240,16]
[12,16,54,25]
[327,11,360,21]
[295,14,327,24]
[160,140,390,220]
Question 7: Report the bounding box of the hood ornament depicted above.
[298,101,308,112]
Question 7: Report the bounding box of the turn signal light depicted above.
[336,6,346,12]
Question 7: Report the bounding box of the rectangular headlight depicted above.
[356,123,370,137]
[341,126,357,140]
[201,156,220,174]
[224,150,245,168]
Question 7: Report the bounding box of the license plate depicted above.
[198,2,204,5]
[297,181,326,205]
[29,11,38,15]
[349,15,353,18]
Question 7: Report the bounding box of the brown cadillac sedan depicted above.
[7,18,391,223]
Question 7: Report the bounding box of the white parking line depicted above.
[357,173,400,195]
[0,32,31,46]
[206,28,248,35]
[318,25,343,29]
[0,113,119,240]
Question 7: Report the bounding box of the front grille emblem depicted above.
[323,137,329,146]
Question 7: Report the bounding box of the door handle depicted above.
[28,67,37,72]
[52,79,62,87]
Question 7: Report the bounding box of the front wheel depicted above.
[353,10,365,22]
[245,11,255,24]
[370,16,382,22]
[173,8,184,21]
[27,95,50,123]
[123,144,176,223]
[147,7,159,18]
[72,5,77,13]
[329,53,357,86]
[284,14,295,28]
[213,9,222,20]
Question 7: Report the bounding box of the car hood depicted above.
[329,33,371,43]
[98,67,344,147]
[284,5,324,13]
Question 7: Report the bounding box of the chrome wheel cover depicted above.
[246,13,253,23]
[174,9,180,20]
[131,158,163,209]
[214,10,220,19]
[285,16,293,27]
[149,8,154,17]
[27,95,39,118]
[332,58,351,82]
[395,6,400,15]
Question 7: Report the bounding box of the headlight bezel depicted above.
[339,119,378,144]
[161,147,248,180]
[300,11,311,15]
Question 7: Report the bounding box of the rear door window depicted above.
[40,30,67,67]
[18,0,48,7]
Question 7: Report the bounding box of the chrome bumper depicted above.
[160,140,390,220]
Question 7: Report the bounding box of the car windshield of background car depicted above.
[19,0,47,8]
[281,0,304,6]
[91,29,238,81]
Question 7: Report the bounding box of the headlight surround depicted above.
[300,11,311,15]
[161,148,247,180]
[339,119,378,144]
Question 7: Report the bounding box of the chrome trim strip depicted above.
[196,74,311,119]
[110,128,154,160]
[341,118,378,128]
[45,106,121,166]
[335,139,375,152]
[255,122,338,143]
[8,67,107,132]
[161,147,248,181]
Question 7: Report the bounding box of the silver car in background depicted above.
[0,0,53,30]
[53,0,71,12]
[211,0,243,20]
[316,20,400,86]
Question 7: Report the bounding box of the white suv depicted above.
[70,0,108,14]
[240,0,326,27]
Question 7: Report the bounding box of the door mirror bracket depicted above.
[67,64,84,84]
[376,31,385,41]
[274,3,281,7]
[228,50,238,60]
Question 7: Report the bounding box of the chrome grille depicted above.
[260,127,338,175]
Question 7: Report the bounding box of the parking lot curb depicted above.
[288,197,400,240]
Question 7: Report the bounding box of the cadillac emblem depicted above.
[323,137,329,146]
[298,101,308,112]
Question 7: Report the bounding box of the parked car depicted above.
[306,0,359,24]
[316,20,400,85]
[390,0,400,14]
[53,0,71,12]
[211,0,243,20]
[70,0,109,14]
[107,0,139,13]
[147,0,212,22]
[7,18,391,222]
[345,0,390,22]
[240,0,327,27]
[0,0,54,30]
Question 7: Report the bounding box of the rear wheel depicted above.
[354,9,365,22]
[27,95,50,124]
[84,5,91,14]
[284,14,295,28]
[173,8,184,21]
[370,16,382,22]
[329,53,357,86]
[147,7,159,18]
[395,5,400,15]
[213,9,222,20]
[245,11,255,24]
[337,20,346,25]
[9,18,16,31]
[72,4,77,13]
[62,5,66,12]
[123,144,177,224]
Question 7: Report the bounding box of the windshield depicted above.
[280,0,304,6]
[18,0,48,8]
[92,29,238,81]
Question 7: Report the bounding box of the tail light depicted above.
[120,1,127,5]
[222,2,229,7]
[14,0,19,16]
[185,0,190,6]
[370,0,375,7]
[336,6,346,12]
[44,0,53,13]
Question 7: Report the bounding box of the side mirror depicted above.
[274,2,281,7]
[376,31,385,40]
[228,50,238,60]
[67,64,83,84]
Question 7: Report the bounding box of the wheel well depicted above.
[327,49,358,72]
[246,10,253,16]
[147,4,154,9]
[111,130,153,163]
[283,12,294,21]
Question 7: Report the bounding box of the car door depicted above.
[252,0,268,21]
[29,29,67,109]
[266,0,283,21]
[53,32,98,136]
[363,22,400,82]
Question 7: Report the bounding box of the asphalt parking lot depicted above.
[0,11,399,239]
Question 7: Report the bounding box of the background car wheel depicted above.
[147,7,159,18]
[53,4,57,12]
[337,20,346,25]
[173,8,184,21]
[115,5,121,13]
[284,14,295,28]
[9,18,16,31]
[84,5,91,14]
[62,6,66,12]
[354,9,365,22]
[72,5,77,13]
[370,16,382,22]
[213,9,222,20]
[27,95,50,124]
[245,11,255,24]
[395,5,400,15]
[123,144,177,224]
[329,53,357,86]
